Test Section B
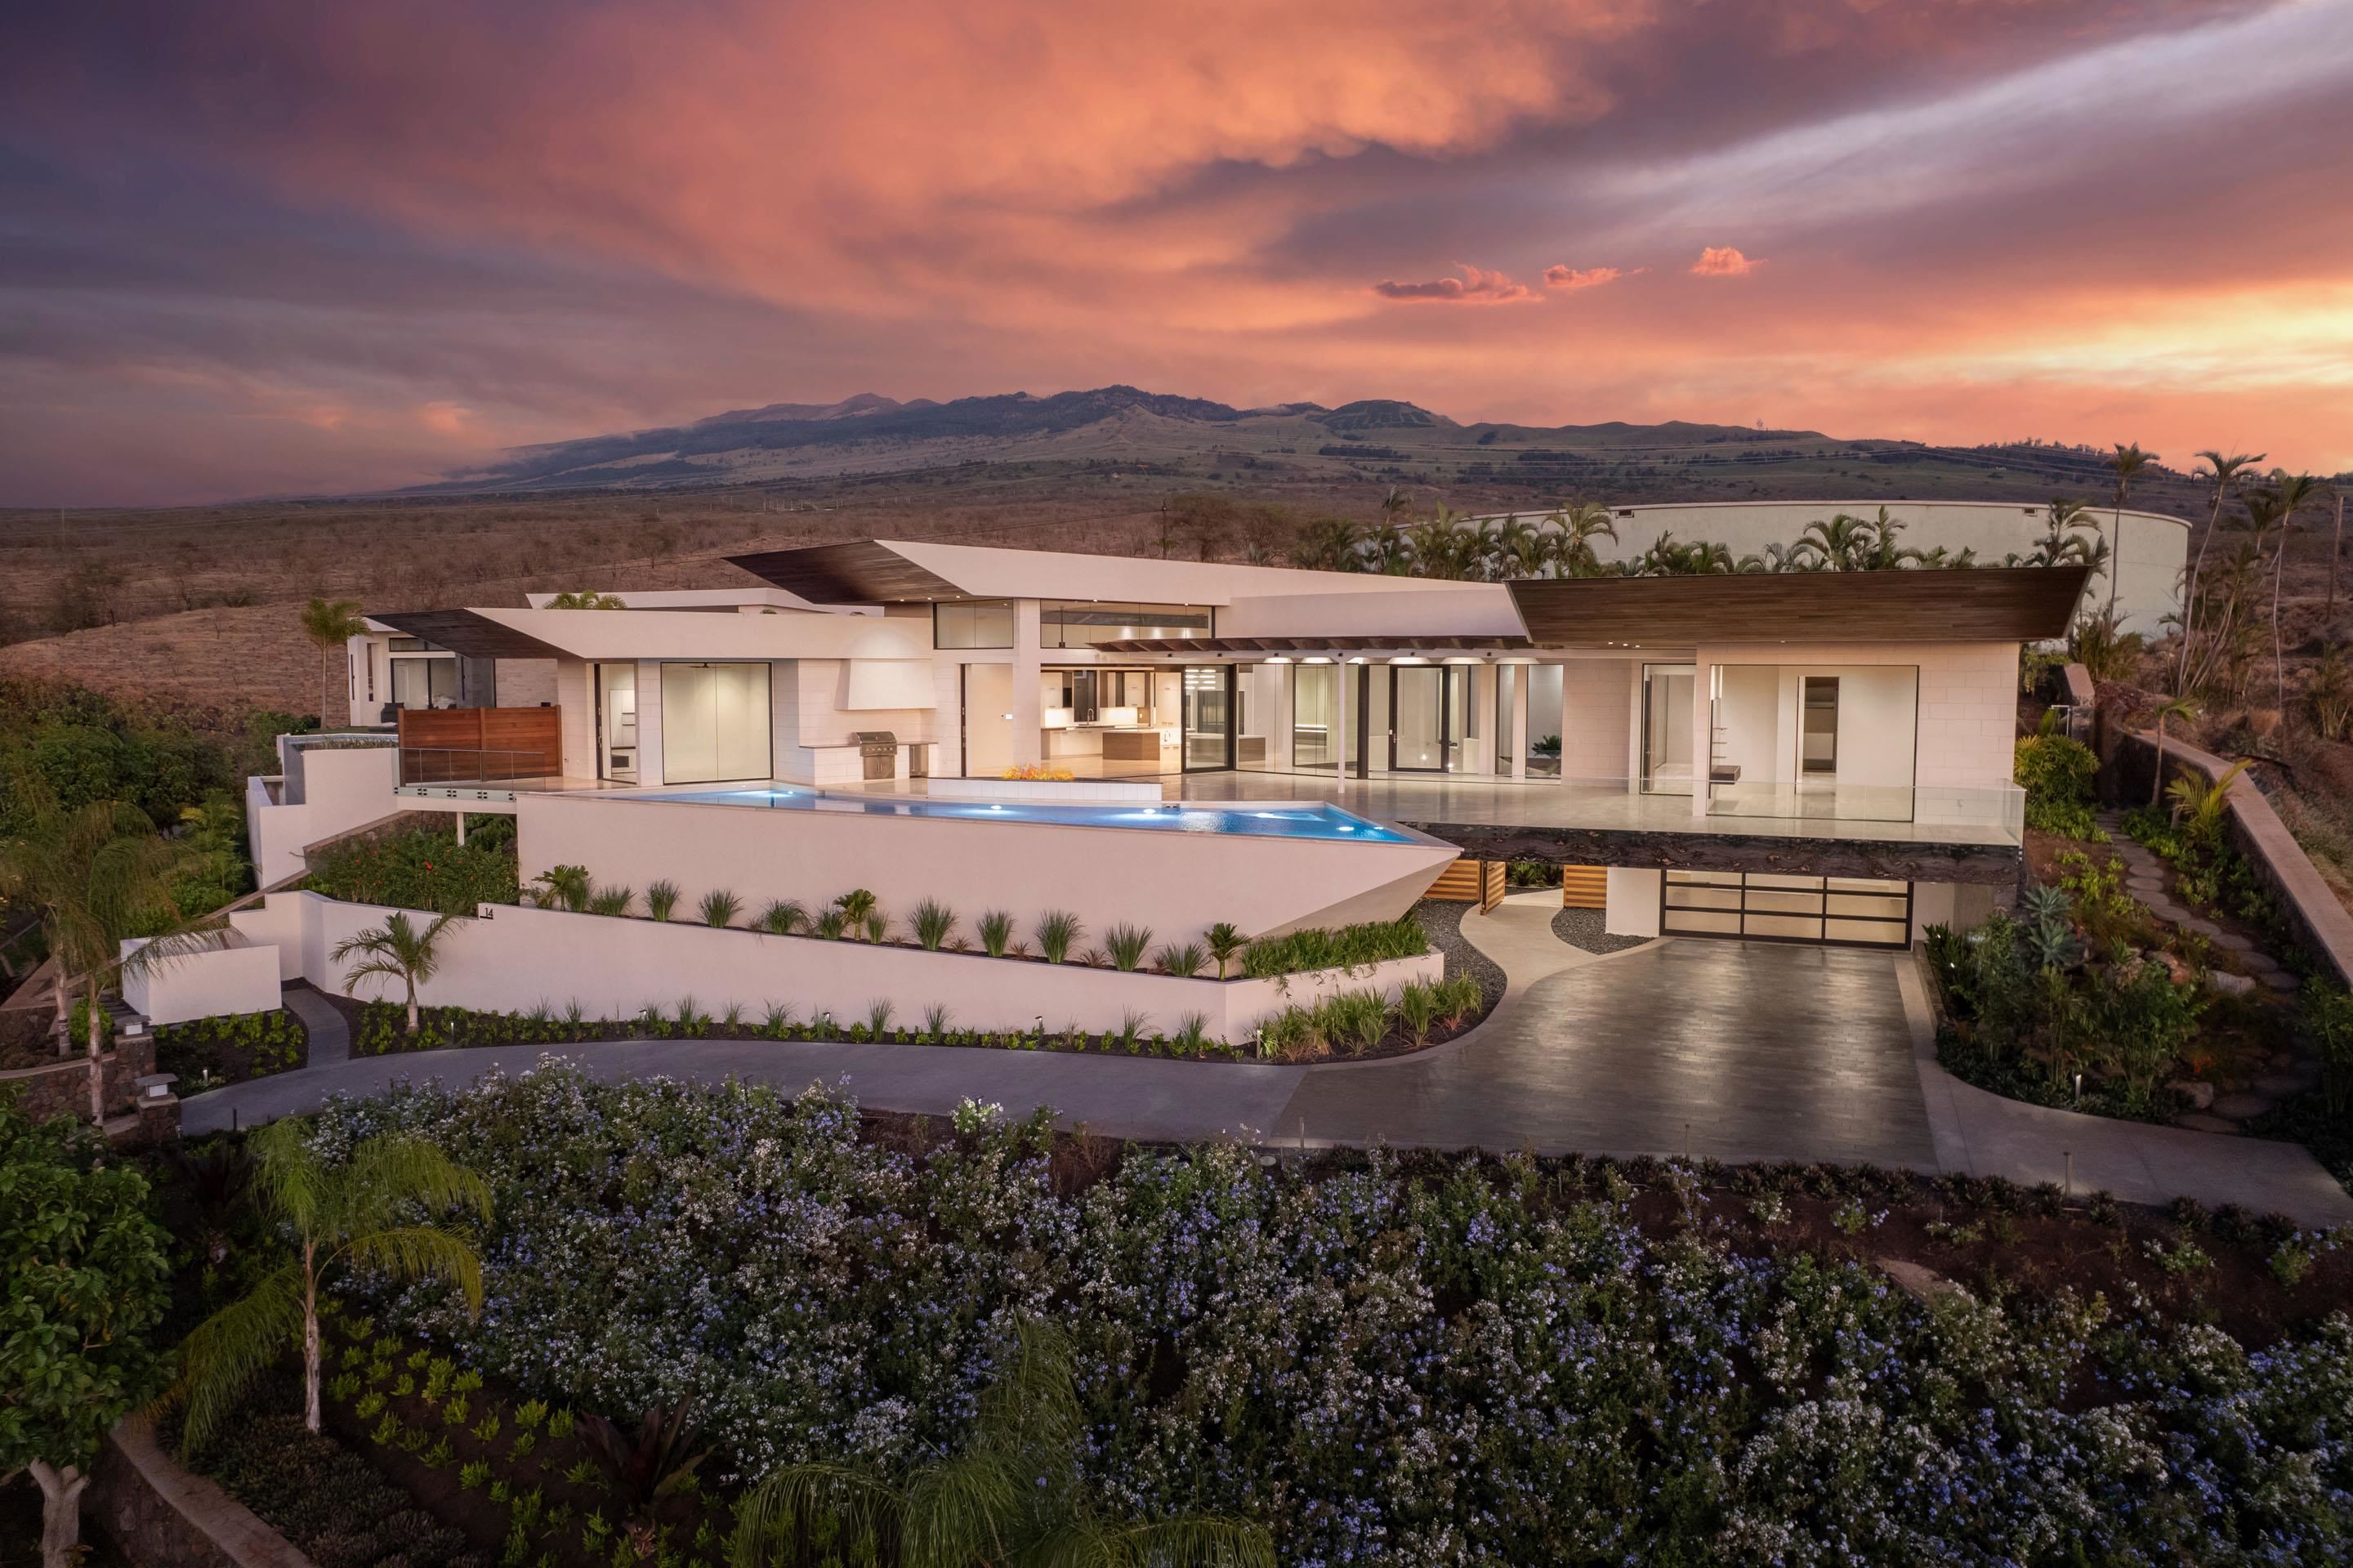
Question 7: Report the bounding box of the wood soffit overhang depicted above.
[373,610,571,661]
[1088,635,1534,654]
[726,542,971,604]
[1503,564,2092,646]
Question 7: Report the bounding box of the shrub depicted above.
[911,900,958,952]
[812,909,847,940]
[645,879,680,922]
[1154,941,1206,978]
[1240,918,1427,979]
[1036,910,1083,965]
[2306,985,2353,1115]
[305,824,520,914]
[1318,988,1390,1055]
[755,898,804,936]
[977,910,1014,959]
[585,885,634,918]
[698,888,741,928]
[156,1009,306,1085]
[2014,730,2101,840]
[1104,923,1153,972]
[863,911,891,945]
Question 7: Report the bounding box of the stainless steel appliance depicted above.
[851,730,899,781]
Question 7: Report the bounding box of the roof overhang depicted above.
[726,542,973,604]
[1505,564,2091,646]
[373,610,571,660]
[1090,635,1534,655]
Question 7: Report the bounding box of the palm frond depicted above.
[901,1447,1024,1568]
[1026,1515,1277,1568]
[248,1117,328,1237]
[977,1319,1083,1461]
[338,1224,487,1315]
[339,1133,493,1234]
[158,1262,306,1454]
[730,1461,900,1568]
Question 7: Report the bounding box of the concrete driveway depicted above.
[1275,923,1937,1166]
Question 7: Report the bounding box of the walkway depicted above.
[182,895,2353,1227]
[281,985,350,1066]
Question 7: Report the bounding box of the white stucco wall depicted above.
[247,745,404,887]
[514,793,1456,944]
[1558,659,1635,782]
[121,933,282,1026]
[231,892,1444,1040]
[1699,641,2016,789]
[1605,868,1663,937]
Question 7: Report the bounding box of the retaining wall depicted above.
[0,1034,153,1124]
[93,1414,317,1568]
[232,891,1444,1040]
[2094,686,2353,989]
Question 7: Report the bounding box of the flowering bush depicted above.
[315,1065,2353,1565]
[304,825,520,915]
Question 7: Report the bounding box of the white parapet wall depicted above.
[230,892,1443,1041]
[246,743,404,887]
[120,932,284,1026]
[516,793,1457,942]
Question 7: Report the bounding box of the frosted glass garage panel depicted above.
[662,662,771,785]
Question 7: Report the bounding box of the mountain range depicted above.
[417,384,2208,516]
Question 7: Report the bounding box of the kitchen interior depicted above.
[1040,666,1185,777]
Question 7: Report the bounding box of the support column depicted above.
[1011,600,1044,768]
[1469,663,1497,775]
[1690,654,1712,820]
[1266,663,1296,771]
[1510,664,1531,780]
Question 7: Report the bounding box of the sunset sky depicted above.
[6,0,2352,505]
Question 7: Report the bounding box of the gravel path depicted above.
[1551,905,1652,956]
[1413,898,1506,1012]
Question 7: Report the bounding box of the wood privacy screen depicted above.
[397,708,562,783]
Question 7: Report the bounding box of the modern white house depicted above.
[249,539,2085,963]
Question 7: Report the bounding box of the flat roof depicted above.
[726,539,1482,606]
[1506,564,2090,645]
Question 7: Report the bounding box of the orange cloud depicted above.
[1690,246,1762,277]
[1544,265,1630,290]
[1370,266,1538,305]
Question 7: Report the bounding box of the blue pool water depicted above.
[618,786,1414,843]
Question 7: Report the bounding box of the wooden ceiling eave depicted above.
[372,610,572,661]
[1504,564,2091,646]
[726,542,969,604]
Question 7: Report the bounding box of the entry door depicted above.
[594,663,638,781]
[1391,666,1447,771]
[1801,677,1839,776]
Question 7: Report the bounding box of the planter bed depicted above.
[224,1067,2353,1566]
[154,1007,308,1091]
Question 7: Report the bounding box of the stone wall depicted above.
[0,1033,153,1124]
[93,1414,319,1568]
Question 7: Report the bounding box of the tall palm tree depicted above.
[0,781,199,1120]
[2177,449,2263,691]
[1489,513,1547,579]
[1543,501,1618,578]
[1377,485,1413,527]
[1289,516,1358,572]
[298,597,367,730]
[163,1120,490,1444]
[332,910,456,1034]
[2105,443,2157,615]
[730,1320,1271,1568]
[2142,694,2200,806]
[2259,470,2320,722]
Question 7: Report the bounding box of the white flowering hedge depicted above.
[311,1063,2353,1566]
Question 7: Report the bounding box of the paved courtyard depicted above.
[1275,934,1936,1165]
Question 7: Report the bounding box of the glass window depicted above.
[1040,601,1212,648]
[933,601,1014,650]
[388,636,428,653]
[660,662,772,784]
[390,657,458,709]
[1182,666,1231,771]
[1641,663,1696,794]
[1293,664,1341,771]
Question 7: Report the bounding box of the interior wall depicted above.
[1559,659,1634,782]
[1716,665,1783,786]
[1807,666,1918,788]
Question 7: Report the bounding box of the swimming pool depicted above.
[614,786,1416,843]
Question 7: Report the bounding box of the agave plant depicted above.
[755,899,806,936]
[1036,910,1083,965]
[1104,924,1153,973]
[977,909,1015,959]
[699,889,741,928]
[645,879,681,922]
[912,899,958,951]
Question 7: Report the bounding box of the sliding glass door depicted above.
[1293,663,1341,771]
[659,662,772,784]
[1391,666,1445,771]
[1182,665,1234,771]
[1641,663,1696,794]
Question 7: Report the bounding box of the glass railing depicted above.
[1703,780,2025,842]
[397,748,561,788]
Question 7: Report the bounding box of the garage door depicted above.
[1661,870,1912,948]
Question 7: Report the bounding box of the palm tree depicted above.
[332,910,456,1034]
[2142,694,2200,806]
[2105,443,2157,615]
[0,781,199,1120]
[298,597,367,729]
[1543,501,1619,578]
[2176,449,2263,691]
[1360,523,1414,575]
[1377,485,1413,526]
[1203,922,1246,981]
[547,590,627,609]
[1489,513,1547,579]
[163,1120,490,1444]
[730,1320,1270,1568]
[1409,508,1483,580]
[1289,516,1358,572]
[2258,470,2321,722]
